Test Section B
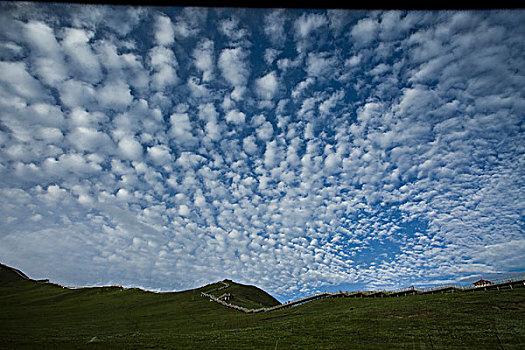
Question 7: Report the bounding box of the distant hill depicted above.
[202,279,281,309]
[0,262,30,282]
[0,263,280,309]
[1,263,524,349]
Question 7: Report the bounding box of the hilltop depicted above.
[1,263,524,349]
[0,263,34,282]
[0,263,280,308]
[201,279,281,309]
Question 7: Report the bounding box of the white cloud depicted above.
[319,90,345,115]
[230,86,246,101]
[42,184,68,202]
[218,47,249,99]
[187,76,209,98]
[29,103,65,128]
[38,127,64,143]
[345,54,361,68]
[154,14,175,46]
[97,81,134,111]
[0,61,48,101]
[169,113,195,144]
[61,27,102,84]
[192,39,214,82]
[57,79,96,108]
[0,41,23,60]
[68,127,113,153]
[118,136,143,161]
[264,140,280,168]
[173,18,198,39]
[149,46,179,90]
[295,13,327,38]
[225,109,246,125]
[178,204,191,216]
[254,71,278,100]
[243,135,258,155]
[116,188,134,202]
[68,107,107,128]
[378,11,413,41]
[21,21,68,86]
[219,16,249,42]
[42,153,102,177]
[32,56,69,87]
[22,21,61,57]
[351,17,379,45]
[264,48,280,65]
[147,145,173,166]
[306,51,338,79]
[276,55,302,73]
[291,77,315,99]
[324,152,341,174]
[256,121,274,141]
[95,41,128,75]
[198,103,221,141]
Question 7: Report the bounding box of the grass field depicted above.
[1,264,524,349]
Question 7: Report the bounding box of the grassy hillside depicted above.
[203,279,281,309]
[1,264,524,349]
[0,263,29,282]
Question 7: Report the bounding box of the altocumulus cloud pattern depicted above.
[0,4,524,300]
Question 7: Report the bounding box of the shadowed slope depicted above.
[0,263,30,282]
[203,279,281,309]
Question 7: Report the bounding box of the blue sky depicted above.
[0,4,524,301]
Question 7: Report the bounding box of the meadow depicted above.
[1,264,524,349]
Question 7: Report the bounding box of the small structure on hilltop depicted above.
[218,293,234,301]
[473,279,492,286]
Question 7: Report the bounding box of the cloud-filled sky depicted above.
[0,3,524,300]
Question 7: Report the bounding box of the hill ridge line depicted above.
[3,263,524,311]
[0,264,30,280]
[201,275,525,313]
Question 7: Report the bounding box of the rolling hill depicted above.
[1,263,524,349]
[201,279,281,309]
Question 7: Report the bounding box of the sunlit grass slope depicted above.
[1,264,524,349]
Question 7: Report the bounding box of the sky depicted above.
[0,3,524,301]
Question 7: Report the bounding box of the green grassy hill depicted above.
[203,279,281,309]
[0,263,29,282]
[1,263,524,349]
